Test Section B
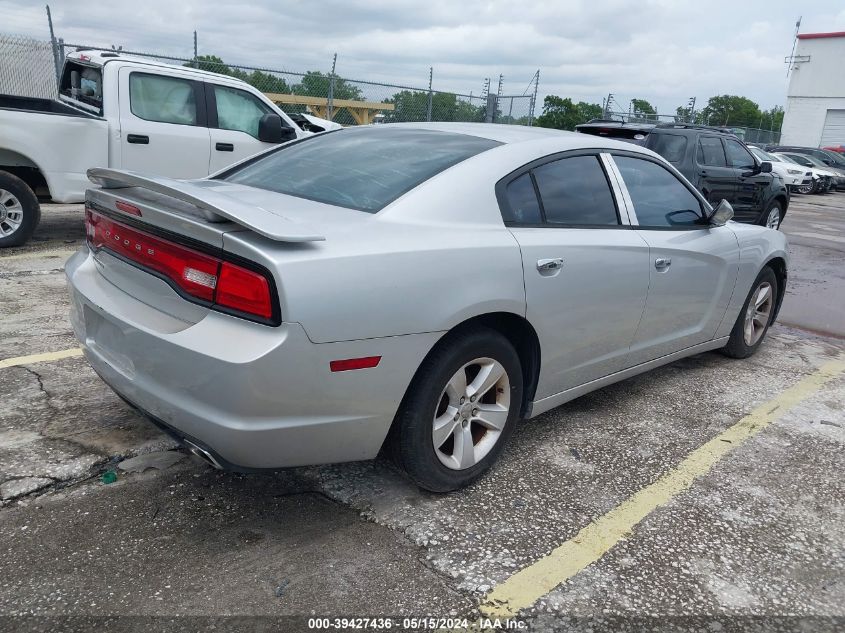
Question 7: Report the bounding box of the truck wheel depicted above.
[0,172,40,247]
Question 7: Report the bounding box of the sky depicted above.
[3,0,845,115]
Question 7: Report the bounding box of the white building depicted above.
[780,31,845,147]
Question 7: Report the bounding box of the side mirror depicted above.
[258,113,297,143]
[760,161,772,173]
[708,199,734,226]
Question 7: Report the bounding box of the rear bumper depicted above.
[66,248,440,469]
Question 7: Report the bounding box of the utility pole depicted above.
[46,4,62,88]
[193,30,198,68]
[687,96,696,123]
[327,52,337,120]
[527,69,539,126]
[426,66,433,122]
[786,16,802,77]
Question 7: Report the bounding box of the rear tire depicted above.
[0,171,40,248]
[389,327,523,492]
[721,267,778,359]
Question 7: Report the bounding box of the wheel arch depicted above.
[0,148,50,199]
[764,256,787,323]
[394,311,542,428]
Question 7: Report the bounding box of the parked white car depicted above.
[747,146,810,188]
[771,152,835,194]
[0,50,341,246]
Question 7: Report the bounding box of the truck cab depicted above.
[0,50,340,246]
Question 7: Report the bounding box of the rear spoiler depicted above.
[87,168,325,242]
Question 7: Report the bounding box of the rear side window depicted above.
[532,156,619,226]
[614,156,703,228]
[223,128,500,212]
[129,73,197,125]
[502,173,542,224]
[724,139,755,169]
[697,137,727,166]
[652,134,687,164]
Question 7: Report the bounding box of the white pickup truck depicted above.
[0,50,340,246]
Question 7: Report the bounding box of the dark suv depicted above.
[576,121,789,229]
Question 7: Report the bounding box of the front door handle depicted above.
[654,257,672,270]
[215,142,234,152]
[537,258,564,273]
[127,134,149,144]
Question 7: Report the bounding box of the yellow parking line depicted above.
[0,348,84,369]
[0,248,78,263]
[481,359,845,618]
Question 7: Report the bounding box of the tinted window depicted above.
[697,137,727,166]
[224,128,500,212]
[502,173,542,224]
[531,156,618,226]
[213,85,270,138]
[614,156,703,228]
[652,134,687,164]
[130,73,197,125]
[724,139,755,168]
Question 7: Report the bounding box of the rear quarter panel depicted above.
[715,222,788,337]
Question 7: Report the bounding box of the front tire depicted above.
[0,172,40,248]
[761,202,783,230]
[721,267,778,359]
[390,327,523,492]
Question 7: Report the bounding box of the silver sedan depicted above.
[66,123,788,491]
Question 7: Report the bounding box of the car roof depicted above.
[385,122,653,152]
[65,50,249,83]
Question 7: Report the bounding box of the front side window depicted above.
[697,136,727,167]
[213,85,270,138]
[724,139,755,169]
[224,127,500,212]
[614,156,703,228]
[531,156,619,226]
[129,73,197,125]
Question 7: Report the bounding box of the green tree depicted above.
[383,90,484,123]
[630,98,656,118]
[699,95,761,127]
[185,55,231,75]
[292,71,362,101]
[535,96,603,131]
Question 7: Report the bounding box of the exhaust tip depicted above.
[183,440,223,470]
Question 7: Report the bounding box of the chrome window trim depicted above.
[601,152,638,226]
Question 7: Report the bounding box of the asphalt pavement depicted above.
[0,193,843,632]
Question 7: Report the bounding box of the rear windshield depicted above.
[223,127,501,212]
[576,125,649,146]
[59,61,103,114]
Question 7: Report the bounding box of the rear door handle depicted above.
[654,257,672,270]
[126,134,149,144]
[215,142,234,152]
[537,258,564,273]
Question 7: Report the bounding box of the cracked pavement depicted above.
[0,198,844,631]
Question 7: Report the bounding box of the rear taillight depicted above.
[85,208,278,324]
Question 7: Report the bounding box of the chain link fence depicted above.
[0,33,58,99]
[42,39,535,126]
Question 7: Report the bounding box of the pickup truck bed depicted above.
[0,94,100,118]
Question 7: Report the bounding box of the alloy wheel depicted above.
[765,207,781,230]
[743,281,773,346]
[432,357,511,471]
[0,189,24,237]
